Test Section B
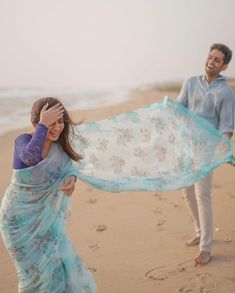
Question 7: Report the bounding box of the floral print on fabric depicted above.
[74,97,235,192]
[0,143,96,293]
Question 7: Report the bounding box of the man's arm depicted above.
[219,92,234,135]
[177,79,189,107]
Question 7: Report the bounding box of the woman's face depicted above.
[45,118,65,141]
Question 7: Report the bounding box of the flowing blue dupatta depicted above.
[74,97,235,191]
[0,143,96,293]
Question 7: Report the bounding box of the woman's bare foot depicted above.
[184,236,200,247]
[194,251,211,266]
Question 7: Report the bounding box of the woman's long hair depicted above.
[31,97,82,162]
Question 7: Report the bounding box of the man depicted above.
[177,43,234,265]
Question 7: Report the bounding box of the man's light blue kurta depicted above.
[177,75,234,133]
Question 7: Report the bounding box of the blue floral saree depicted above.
[0,143,96,293]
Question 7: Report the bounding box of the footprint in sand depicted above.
[89,267,98,273]
[87,198,97,204]
[212,183,221,189]
[228,193,235,199]
[227,276,235,283]
[96,224,107,232]
[145,264,217,292]
[153,193,166,201]
[89,243,100,251]
[144,261,192,284]
[156,219,166,231]
[170,203,181,208]
[153,207,162,214]
[144,263,186,282]
[145,266,172,281]
[176,272,217,293]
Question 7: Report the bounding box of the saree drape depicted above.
[0,143,96,293]
[74,97,234,192]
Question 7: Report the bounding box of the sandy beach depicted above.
[1,89,235,293]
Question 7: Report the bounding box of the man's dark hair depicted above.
[210,43,232,64]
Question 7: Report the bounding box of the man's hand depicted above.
[60,176,76,196]
[223,133,235,166]
[228,156,235,167]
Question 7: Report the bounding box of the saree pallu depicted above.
[0,143,96,293]
[74,97,235,192]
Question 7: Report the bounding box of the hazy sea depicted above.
[0,86,132,136]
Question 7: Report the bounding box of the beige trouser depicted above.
[183,173,213,253]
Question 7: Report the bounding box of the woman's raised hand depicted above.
[39,103,65,127]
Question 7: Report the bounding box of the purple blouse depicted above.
[13,123,48,169]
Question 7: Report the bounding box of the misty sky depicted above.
[0,0,235,89]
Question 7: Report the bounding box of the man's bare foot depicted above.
[194,251,211,266]
[184,236,200,247]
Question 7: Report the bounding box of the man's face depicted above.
[205,49,228,77]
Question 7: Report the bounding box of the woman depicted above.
[0,97,96,292]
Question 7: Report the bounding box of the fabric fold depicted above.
[73,96,234,192]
